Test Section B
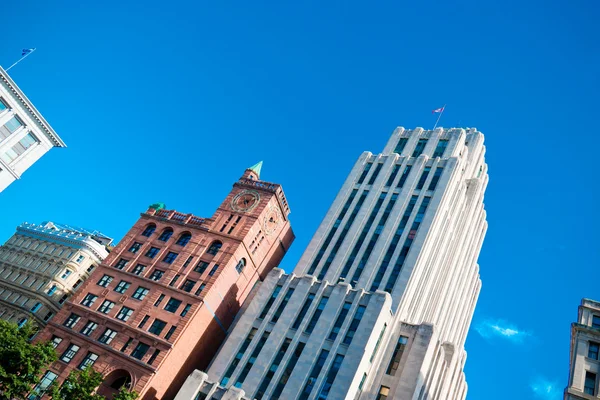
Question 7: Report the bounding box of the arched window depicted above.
[158,228,173,242]
[206,241,222,256]
[235,258,246,274]
[176,233,192,247]
[141,224,156,237]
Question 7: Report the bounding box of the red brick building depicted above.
[33,163,294,400]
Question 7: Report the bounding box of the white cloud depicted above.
[475,319,531,343]
[531,376,561,400]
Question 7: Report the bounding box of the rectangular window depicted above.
[81,294,98,307]
[254,338,292,399]
[416,166,431,190]
[63,313,81,329]
[234,331,271,387]
[593,315,600,329]
[98,328,117,344]
[328,302,352,340]
[163,251,179,264]
[149,269,165,281]
[169,274,180,286]
[299,349,330,400]
[114,306,133,321]
[114,258,129,270]
[78,352,98,370]
[394,138,409,154]
[60,343,80,363]
[271,342,306,399]
[98,300,115,314]
[2,132,39,163]
[60,269,72,280]
[29,370,57,400]
[376,386,390,400]
[370,323,387,362]
[357,163,372,184]
[31,302,42,313]
[367,163,383,185]
[259,285,282,319]
[182,256,194,269]
[316,353,344,399]
[44,312,53,322]
[51,336,63,348]
[221,328,258,386]
[292,293,315,330]
[589,342,600,360]
[80,321,98,336]
[385,165,400,187]
[386,336,408,375]
[128,242,142,253]
[195,283,206,296]
[120,338,133,352]
[164,298,182,313]
[132,286,149,300]
[154,294,165,307]
[148,349,160,365]
[412,139,428,157]
[180,304,192,317]
[180,279,196,293]
[427,167,443,191]
[47,285,57,296]
[165,325,177,340]
[343,305,366,345]
[0,98,6,111]
[148,319,167,335]
[138,315,150,329]
[208,264,220,276]
[432,139,449,158]
[145,247,160,258]
[194,261,209,274]
[131,264,146,275]
[0,116,23,143]
[306,296,329,334]
[131,342,150,360]
[585,371,597,395]
[114,280,131,294]
[271,288,295,323]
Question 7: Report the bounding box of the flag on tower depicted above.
[22,48,35,56]
[432,106,445,114]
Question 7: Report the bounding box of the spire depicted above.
[247,161,263,178]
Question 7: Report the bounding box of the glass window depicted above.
[343,305,366,345]
[78,352,98,370]
[194,261,209,274]
[292,293,315,330]
[51,335,62,348]
[169,274,180,286]
[271,288,295,323]
[148,349,160,365]
[98,300,115,314]
[128,242,142,253]
[30,302,42,313]
[194,283,206,296]
[141,224,156,237]
[158,228,173,242]
[306,296,329,334]
[412,139,427,157]
[76,255,85,263]
[98,328,117,344]
[63,313,81,329]
[589,342,599,360]
[386,336,408,375]
[357,163,372,184]
[234,332,270,387]
[29,370,57,400]
[182,256,194,269]
[60,269,72,280]
[221,328,258,386]
[60,343,80,363]
[4,116,23,133]
[132,286,149,300]
[299,349,330,400]
[163,251,178,264]
[416,166,431,190]
[367,163,383,185]
[272,342,305,398]
[328,302,352,340]
[154,294,165,307]
[385,165,400,187]
[176,233,192,246]
[180,279,196,293]
[131,264,146,275]
[207,241,222,255]
[114,258,129,270]
[116,306,133,321]
[255,338,292,399]
[0,98,7,111]
[235,258,246,274]
[164,298,182,313]
[138,315,150,328]
[165,325,177,340]
[370,324,387,362]
[428,167,443,191]
[376,386,390,400]
[145,247,160,259]
[593,315,600,329]
[114,280,131,294]
[208,264,220,276]
[259,285,282,319]
[47,285,57,296]
[394,138,409,154]
[148,319,167,335]
[432,139,449,158]
[585,372,596,395]
[131,342,150,360]
[316,353,344,399]
[80,321,98,336]
[149,269,165,281]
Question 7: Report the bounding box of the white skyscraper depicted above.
[0,66,65,192]
[175,126,488,400]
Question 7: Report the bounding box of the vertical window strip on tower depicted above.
[367,163,383,185]
[427,167,443,191]
[234,331,271,387]
[385,165,401,187]
[328,302,352,340]
[307,190,358,275]
[416,167,431,190]
[317,354,345,399]
[339,193,387,279]
[386,336,408,376]
[259,285,282,319]
[370,195,419,291]
[370,323,387,362]
[316,191,369,280]
[394,138,409,154]
[271,342,306,399]
[254,338,292,399]
[305,296,329,334]
[271,288,295,323]
[432,139,449,158]
[384,197,431,293]
[220,328,258,385]
[412,139,428,157]
[291,293,315,330]
[357,163,372,184]
[350,193,398,285]
[397,165,412,188]
[299,349,330,400]
[343,305,367,345]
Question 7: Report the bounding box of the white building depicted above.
[0,222,112,327]
[175,126,488,400]
[565,299,600,399]
[0,66,66,192]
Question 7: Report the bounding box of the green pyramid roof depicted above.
[247,161,263,178]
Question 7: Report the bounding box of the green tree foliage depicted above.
[112,387,139,400]
[0,319,57,400]
[49,367,104,400]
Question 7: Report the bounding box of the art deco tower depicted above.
[33,163,294,400]
[176,126,488,400]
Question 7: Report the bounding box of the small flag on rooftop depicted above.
[22,48,35,56]
[6,48,37,72]
[432,106,445,114]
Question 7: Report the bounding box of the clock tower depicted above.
[34,162,294,400]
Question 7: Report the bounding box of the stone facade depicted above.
[33,165,294,400]
[0,66,66,192]
[564,299,600,399]
[0,222,112,327]
[175,126,488,400]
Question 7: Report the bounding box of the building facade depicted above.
[564,299,600,399]
[0,222,112,328]
[0,66,66,192]
[34,164,295,400]
[175,126,488,400]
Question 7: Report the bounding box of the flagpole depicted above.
[433,104,446,130]
[5,48,36,72]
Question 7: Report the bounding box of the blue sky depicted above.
[1,1,599,399]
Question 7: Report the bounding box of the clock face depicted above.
[263,206,282,235]
[231,190,260,212]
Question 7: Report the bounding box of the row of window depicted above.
[0,287,54,321]
[140,224,191,246]
[358,162,443,192]
[394,137,449,158]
